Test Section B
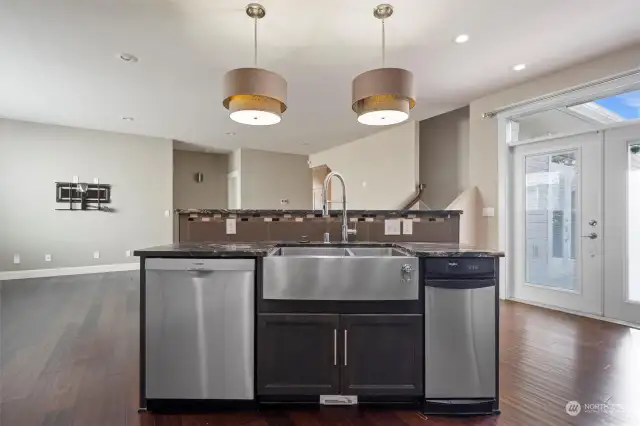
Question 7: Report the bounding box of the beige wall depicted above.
[469,44,640,249]
[0,119,173,271]
[419,107,469,209]
[173,150,228,209]
[309,121,420,210]
[240,149,312,209]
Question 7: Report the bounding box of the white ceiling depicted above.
[1,0,640,155]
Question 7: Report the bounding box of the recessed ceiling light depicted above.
[122,116,134,121]
[118,53,138,63]
[454,34,469,44]
[513,63,526,71]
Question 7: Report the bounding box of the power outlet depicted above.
[384,219,401,235]
[45,254,52,262]
[226,218,237,234]
[164,210,171,218]
[482,207,495,217]
[402,219,413,235]
[13,254,20,264]
[72,175,79,183]
[125,250,131,257]
[93,251,100,259]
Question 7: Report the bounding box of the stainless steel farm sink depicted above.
[263,246,418,301]
[347,247,409,257]
[272,247,353,257]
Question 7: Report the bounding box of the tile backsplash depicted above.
[177,210,460,244]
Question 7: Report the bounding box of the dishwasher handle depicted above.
[145,258,254,271]
[425,279,496,290]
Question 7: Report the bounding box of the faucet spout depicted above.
[321,171,357,243]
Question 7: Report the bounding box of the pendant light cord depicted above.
[253,16,258,67]
[381,18,386,68]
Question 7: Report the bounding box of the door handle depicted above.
[344,330,348,366]
[582,232,598,240]
[333,329,337,366]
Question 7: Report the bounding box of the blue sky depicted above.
[594,90,640,119]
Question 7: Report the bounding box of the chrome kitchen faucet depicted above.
[321,171,357,243]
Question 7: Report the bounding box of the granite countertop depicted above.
[175,209,462,217]
[134,241,503,258]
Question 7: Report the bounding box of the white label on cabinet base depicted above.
[320,395,358,405]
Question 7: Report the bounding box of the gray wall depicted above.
[173,150,228,209]
[229,149,241,172]
[419,106,470,209]
[0,119,173,271]
[240,149,312,209]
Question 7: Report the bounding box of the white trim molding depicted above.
[485,67,640,119]
[0,262,139,281]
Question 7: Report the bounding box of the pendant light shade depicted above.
[223,68,287,126]
[222,4,287,126]
[352,68,415,126]
[352,4,415,126]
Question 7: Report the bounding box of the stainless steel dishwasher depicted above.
[423,257,499,415]
[145,258,255,400]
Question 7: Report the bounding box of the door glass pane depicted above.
[524,151,578,290]
[629,143,640,302]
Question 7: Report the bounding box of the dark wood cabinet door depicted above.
[257,314,340,395]
[341,314,423,396]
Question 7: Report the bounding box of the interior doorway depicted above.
[311,165,331,210]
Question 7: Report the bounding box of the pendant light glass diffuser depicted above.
[223,3,287,126]
[352,4,415,126]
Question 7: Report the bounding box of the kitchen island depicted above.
[134,242,503,415]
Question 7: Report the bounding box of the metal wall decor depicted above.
[55,179,114,212]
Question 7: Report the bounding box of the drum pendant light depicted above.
[223,3,287,126]
[352,4,415,126]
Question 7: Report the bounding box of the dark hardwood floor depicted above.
[1,271,639,426]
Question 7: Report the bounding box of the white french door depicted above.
[513,132,604,315]
[604,123,640,324]
[512,122,640,325]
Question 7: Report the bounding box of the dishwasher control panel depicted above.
[423,258,495,279]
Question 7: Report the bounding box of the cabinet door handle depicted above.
[344,330,348,366]
[333,329,337,366]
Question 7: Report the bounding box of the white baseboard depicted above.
[509,297,640,329]
[0,263,139,281]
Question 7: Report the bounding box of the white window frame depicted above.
[495,69,640,300]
